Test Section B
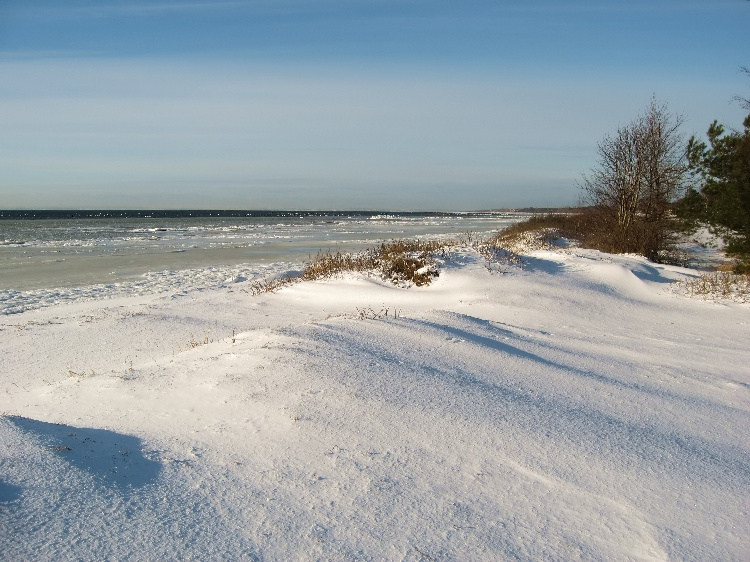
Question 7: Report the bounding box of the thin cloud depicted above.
[14,0,418,20]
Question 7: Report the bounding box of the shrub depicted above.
[247,238,452,294]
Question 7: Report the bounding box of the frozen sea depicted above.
[0,210,523,314]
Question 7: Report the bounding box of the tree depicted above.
[580,99,690,259]
[682,113,750,266]
[731,67,750,111]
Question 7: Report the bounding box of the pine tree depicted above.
[684,114,750,267]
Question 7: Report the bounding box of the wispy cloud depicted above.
[18,0,735,20]
[1,0,746,209]
[0,57,617,208]
[10,0,426,20]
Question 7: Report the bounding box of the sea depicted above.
[0,210,525,315]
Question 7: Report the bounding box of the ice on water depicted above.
[0,212,522,314]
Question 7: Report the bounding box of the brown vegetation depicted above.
[579,100,690,260]
[246,239,450,295]
[487,211,688,265]
[678,271,750,303]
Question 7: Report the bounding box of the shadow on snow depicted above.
[4,416,160,492]
[310,313,750,490]
[0,478,22,503]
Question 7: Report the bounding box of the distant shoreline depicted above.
[0,208,571,221]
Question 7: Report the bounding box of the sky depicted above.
[0,1,748,211]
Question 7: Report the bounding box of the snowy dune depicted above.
[1,245,749,560]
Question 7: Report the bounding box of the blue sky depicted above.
[1,1,748,210]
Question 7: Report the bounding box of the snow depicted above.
[1,245,749,560]
[675,226,731,271]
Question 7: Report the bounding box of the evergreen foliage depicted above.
[680,114,750,269]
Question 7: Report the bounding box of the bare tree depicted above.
[580,99,690,258]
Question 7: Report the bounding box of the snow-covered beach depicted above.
[0,211,520,312]
[1,228,749,560]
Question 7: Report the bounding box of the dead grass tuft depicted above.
[491,213,581,241]
[375,239,446,287]
[476,218,575,272]
[175,334,214,353]
[355,306,401,319]
[188,335,212,348]
[678,271,750,303]
[486,228,568,254]
[246,239,452,294]
[302,239,446,286]
[300,249,378,280]
[245,274,299,295]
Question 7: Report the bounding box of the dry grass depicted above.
[174,334,215,354]
[245,274,299,296]
[490,213,581,239]
[678,271,750,303]
[486,228,569,254]
[246,239,452,294]
[302,239,446,286]
[476,216,577,271]
[245,216,668,296]
[488,216,750,304]
[475,242,524,272]
[373,239,446,286]
[489,211,688,263]
[243,224,579,295]
[354,306,401,319]
[300,249,378,280]
[715,261,750,274]
[188,335,212,348]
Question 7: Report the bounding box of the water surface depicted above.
[1,210,523,313]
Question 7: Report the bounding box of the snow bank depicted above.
[1,247,748,560]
